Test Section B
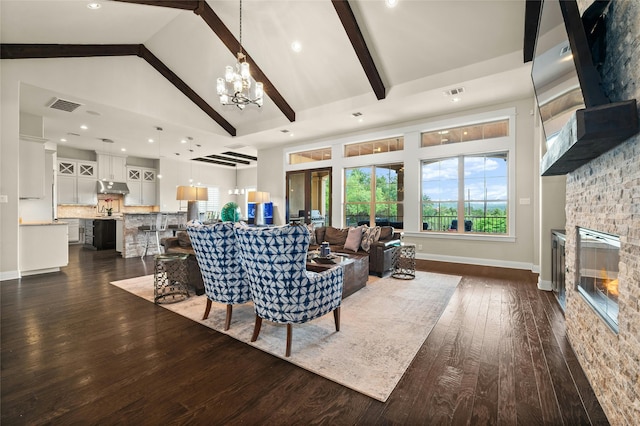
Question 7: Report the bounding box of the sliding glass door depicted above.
[286,168,331,226]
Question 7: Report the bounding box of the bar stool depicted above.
[138,213,168,259]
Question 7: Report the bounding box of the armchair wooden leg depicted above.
[334,307,341,332]
[202,298,212,320]
[224,304,233,331]
[286,324,292,357]
[251,315,262,342]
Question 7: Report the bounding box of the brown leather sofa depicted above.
[308,225,402,277]
[164,224,402,294]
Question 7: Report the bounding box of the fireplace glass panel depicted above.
[577,228,620,333]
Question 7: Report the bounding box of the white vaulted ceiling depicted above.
[1,0,532,162]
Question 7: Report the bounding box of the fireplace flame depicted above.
[599,268,619,296]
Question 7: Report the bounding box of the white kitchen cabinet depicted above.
[97,154,126,182]
[57,158,97,205]
[125,166,157,206]
[67,218,80,243]
[77,178,98,205]
[57,175,77,204]
[19,140,46,199]
[19,223,69,275]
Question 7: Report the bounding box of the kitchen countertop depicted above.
[20,221,69,226]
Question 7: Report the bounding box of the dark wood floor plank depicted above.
[0,247,609,425]
[498,283,518,424]
[470,283,502,424]
[520,287,565,425]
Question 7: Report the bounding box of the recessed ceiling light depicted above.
[60,138,67,142]
[451,97,461,103]
[87,2,101,10]
[121,148,126,152]
[180,139,187,144]
[148,138,154,143]
[291,41,302,53]
[80,124,88,130]
[289,133,294,137]
[385,0,399,8]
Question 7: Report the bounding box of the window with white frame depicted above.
[344,163,404,228]
[419,113,513,236]
[197,187,220,219]
[421,153,508,234]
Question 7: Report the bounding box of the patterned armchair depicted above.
[235,224,344,357]
[187,223,251,330]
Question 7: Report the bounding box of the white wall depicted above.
[0,57,252,279]
[259,96,541,270]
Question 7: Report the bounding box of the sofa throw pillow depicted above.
[343,226,363,252]
[324,226,349,246]
[378,226,395,241]
[360,225,381,252]
[306,223,317,245]
[178,231,192,248]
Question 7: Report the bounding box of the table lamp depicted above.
[176,185,208,222]
[248,191,270,226]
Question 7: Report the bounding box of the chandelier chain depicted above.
[238,0,243,55]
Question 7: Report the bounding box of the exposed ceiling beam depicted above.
[205,154,250,165]
[331,0,385,100]
[0,43,139,58]
[192,157,237,167]
[523,0,542,63]
[112,0,296,123]
[138,45,236,136]
[0,43,236,137]
[221,151,258,162]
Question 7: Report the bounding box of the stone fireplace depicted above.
[563,1,640,423]
[576,228,620,332]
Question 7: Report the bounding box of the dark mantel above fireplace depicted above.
[531,0,639,176]
[541,99,639,176]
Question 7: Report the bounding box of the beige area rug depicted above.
[111,271,461,402]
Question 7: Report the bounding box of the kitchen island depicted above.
[19,221,69,276]
[121,212,187,258]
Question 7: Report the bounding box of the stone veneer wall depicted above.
[564,0,640,424]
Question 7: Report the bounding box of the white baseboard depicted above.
[415,252,535,272]
[537,278,553,291]
[0,270,20,281]
[20,267,61,277]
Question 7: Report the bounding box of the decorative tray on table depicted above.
[311,253,337,264]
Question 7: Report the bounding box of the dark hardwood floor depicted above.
[1,245,609,425]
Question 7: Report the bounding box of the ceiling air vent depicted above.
[47,97,83,112]
[444,87,465,96]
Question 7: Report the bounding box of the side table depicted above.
[154,253,190,304]
[391,243,416,280]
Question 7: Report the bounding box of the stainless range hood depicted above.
[97,180,130,195]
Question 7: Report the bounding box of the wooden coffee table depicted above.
[306,253,369,298]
